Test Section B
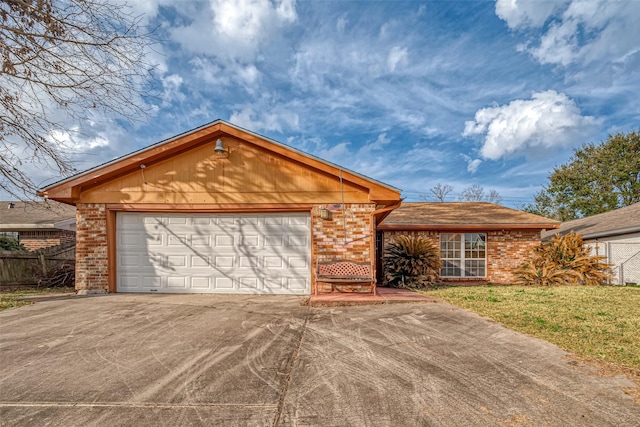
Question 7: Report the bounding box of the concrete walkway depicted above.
[310,286,438,306]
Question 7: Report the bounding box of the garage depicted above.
[116,212,311,294]
[40,120,402,295]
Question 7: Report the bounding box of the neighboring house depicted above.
[541,203,640,285]
[0,201,76,251]
[40,120,402,295]
[378,202,560,284]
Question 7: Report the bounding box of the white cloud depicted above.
[161,74,185,105]
[495,0,564,29]
[318,141,351,163]
[463,90,598,160]
[170,0,297,63]
[467,158,482,173]
[358,133,391,155]
[387,46,408,72]
[497,0,640,67]
[336,15,348,32]
[228,106,299,133]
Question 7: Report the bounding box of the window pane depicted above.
[440,233,461,258]
[464,233,486,259]
[464,260,486,277]
[441,260,462,277]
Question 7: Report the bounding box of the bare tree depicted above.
[429,183,453,202]
[459,184,485,202]
[458,184,503,204]
[1,0,156,199]
[486,189,503,205]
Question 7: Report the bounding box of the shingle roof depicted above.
[379,202,560,230]
[0,201,76,230]
[541,202,640,241]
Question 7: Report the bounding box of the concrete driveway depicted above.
[0,295,638,426]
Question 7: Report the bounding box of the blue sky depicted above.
[27,1,640,207]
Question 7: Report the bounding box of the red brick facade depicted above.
[486,230,540,284]
[19,230,75,251]
[312,203,376,293]
[75,204,108,292]
[382,229,541,285]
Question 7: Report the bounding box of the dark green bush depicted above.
[384,235,441,289]
[0,236,26,251]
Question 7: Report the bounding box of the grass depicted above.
[0,287,75,311]
[421,285,640,371]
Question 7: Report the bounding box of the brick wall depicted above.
[19,230,76,251]
[312,203,376,293]
[382,229,541,285]
[75,203,108,291]
[486,230,540,284]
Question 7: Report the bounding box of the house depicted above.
[377,202,560,284]
[40,120,402,295]
[541,203,640,285]
[0,201,76,251]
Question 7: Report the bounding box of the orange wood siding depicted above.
[79,137,370,204]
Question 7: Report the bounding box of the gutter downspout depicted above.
[370,200,403,295]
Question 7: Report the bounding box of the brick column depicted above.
[75,203,108,293]
[312,203,376,292]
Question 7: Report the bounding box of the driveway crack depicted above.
[272,308,309,427]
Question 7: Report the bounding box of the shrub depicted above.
[384,235,441,289]
[516,232,611,286]
[0,236,26,251]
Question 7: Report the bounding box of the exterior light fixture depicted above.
[320,207,331,220]
[214,139,229,158]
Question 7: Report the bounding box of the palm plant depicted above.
[384,235,441,289]
[516,232,611,286]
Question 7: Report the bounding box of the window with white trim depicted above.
[440,233,486,277]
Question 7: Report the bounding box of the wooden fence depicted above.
[0,242,75,286]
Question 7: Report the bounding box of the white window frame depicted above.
[439,233,487,278]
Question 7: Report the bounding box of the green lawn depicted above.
[0,287,75,311]
[422,285,640,371]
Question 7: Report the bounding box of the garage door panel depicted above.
[143,276,162,288]
[288,235,308,246]
[239,256,259,268]
[215,235,234,246]
[145,234,164,246]
[191,255,212,268]
[238,277,260,291]
[214,277,234,290]
[167,276,187,288]
[264,236,284,246]
[288,277,307,290]
[167,255,187,268]
[191,277,211,289]
[288,257,308,269]
[191,235,211,247]
[117,212,310,294]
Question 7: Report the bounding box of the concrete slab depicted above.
[1,295,638,426]
[283,303,640,426]
[0,294,308,426]
[310,286,439,306]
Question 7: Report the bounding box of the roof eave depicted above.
[544,225,640,241]
[378,223,560,231]
[0,224,60,230]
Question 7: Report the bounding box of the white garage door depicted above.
[116,212,311,294]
